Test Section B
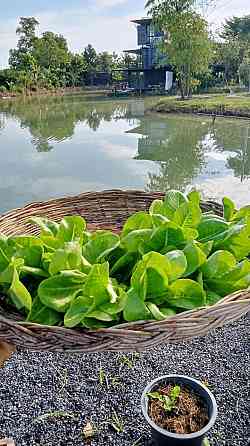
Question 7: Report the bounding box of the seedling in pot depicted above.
[142,375,217,446]
[147,383,208,434]
[147,385,181,413]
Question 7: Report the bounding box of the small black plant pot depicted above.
[141,374,217,446]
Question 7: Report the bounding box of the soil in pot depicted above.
[148,384,209,435]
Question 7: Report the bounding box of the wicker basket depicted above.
[0,189,249,353]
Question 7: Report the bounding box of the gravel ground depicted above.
[0,316,249,446]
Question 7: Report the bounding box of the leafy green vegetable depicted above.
[213,219,250,260]
[163,190,188,219]
[188,190,201,206]
[8,268,32,311]
[57,216,87,244]
[201,250,236,279]
[123,288,150,322]
[64,294,93,327]
[232,205,250,222]
[147,385,181,412]
[147,302,176,320]
[149,199,169,218]
[83,262,117,307]
[83,231,120,263]
[121,211,152,236]
[48,241,83,275]
[0,235,14,272]
[166,279,206,309]
[198,216,228,242]
[223,197,235,221]
[183,242,207,276]
[173,201,201,229]
[0,258,24,284]
[206,290,222,306]
[204,259,250,296]
[29,216,59,237]
[121,229,152,253]
[28,295,61,325]
[21,266,49,278]
[0,190,250,329]
[131,252,170,300]
[38,271,86,312]
[12,236,44,268]
[141,223,185,255]
[165,250,187,282]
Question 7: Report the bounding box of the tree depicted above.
[9,17,39,69]
[146,1,212,97]
[214,15,250,87]
[98,52,113,73]
[0,69,19,89]
[213,39,244,85]
[33,32,69,69]
[146,0,195,19]
[221,15,250,42]
[67,53,86,87]
[239,57,250,92]
[83,44,99,85]
[160,11,211,97]
[16,17,39,51]
[32,32,70,88]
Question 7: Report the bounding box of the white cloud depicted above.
[0,0,249,68]
[0,7,140,67]
[94,0,127,8]
[205,0,250,32]
[0,18,19,67]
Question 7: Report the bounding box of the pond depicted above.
[0,94,249,214]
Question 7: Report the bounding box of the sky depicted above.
[0,0,249,68]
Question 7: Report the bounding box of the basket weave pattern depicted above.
[0,190,249,352]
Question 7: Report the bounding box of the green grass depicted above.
[152,94,250,118]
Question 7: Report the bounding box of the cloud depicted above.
[36,8,138,54]
[1,0,249,68]
[94,0,127,7]
[206,0,250,32]
[0,5,140,67]
[0,18,19,67]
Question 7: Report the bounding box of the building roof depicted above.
[131,18,152,25]
[123,49,141,54]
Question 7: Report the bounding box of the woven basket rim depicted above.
[0,189,249,352]
[0,188,223,219]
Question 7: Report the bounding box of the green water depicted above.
[0,94,249,214]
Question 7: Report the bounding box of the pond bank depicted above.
[0,86,110,100]
[151,95,250,119]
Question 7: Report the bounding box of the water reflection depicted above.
[128,116,208,191]
[0,95,249,212]
[0,96,138,145]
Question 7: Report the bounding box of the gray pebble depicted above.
[0,316,249,446]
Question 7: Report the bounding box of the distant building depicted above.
[124,18,171,90]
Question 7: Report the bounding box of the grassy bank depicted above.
[0,86,110,100]
[152,95,250,118]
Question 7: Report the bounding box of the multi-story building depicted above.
[124,18,171,90]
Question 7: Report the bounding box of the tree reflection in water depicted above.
[0,95,249,192]
[0,95,131,148]
[130,114,250,192]
[129,115,209,192]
